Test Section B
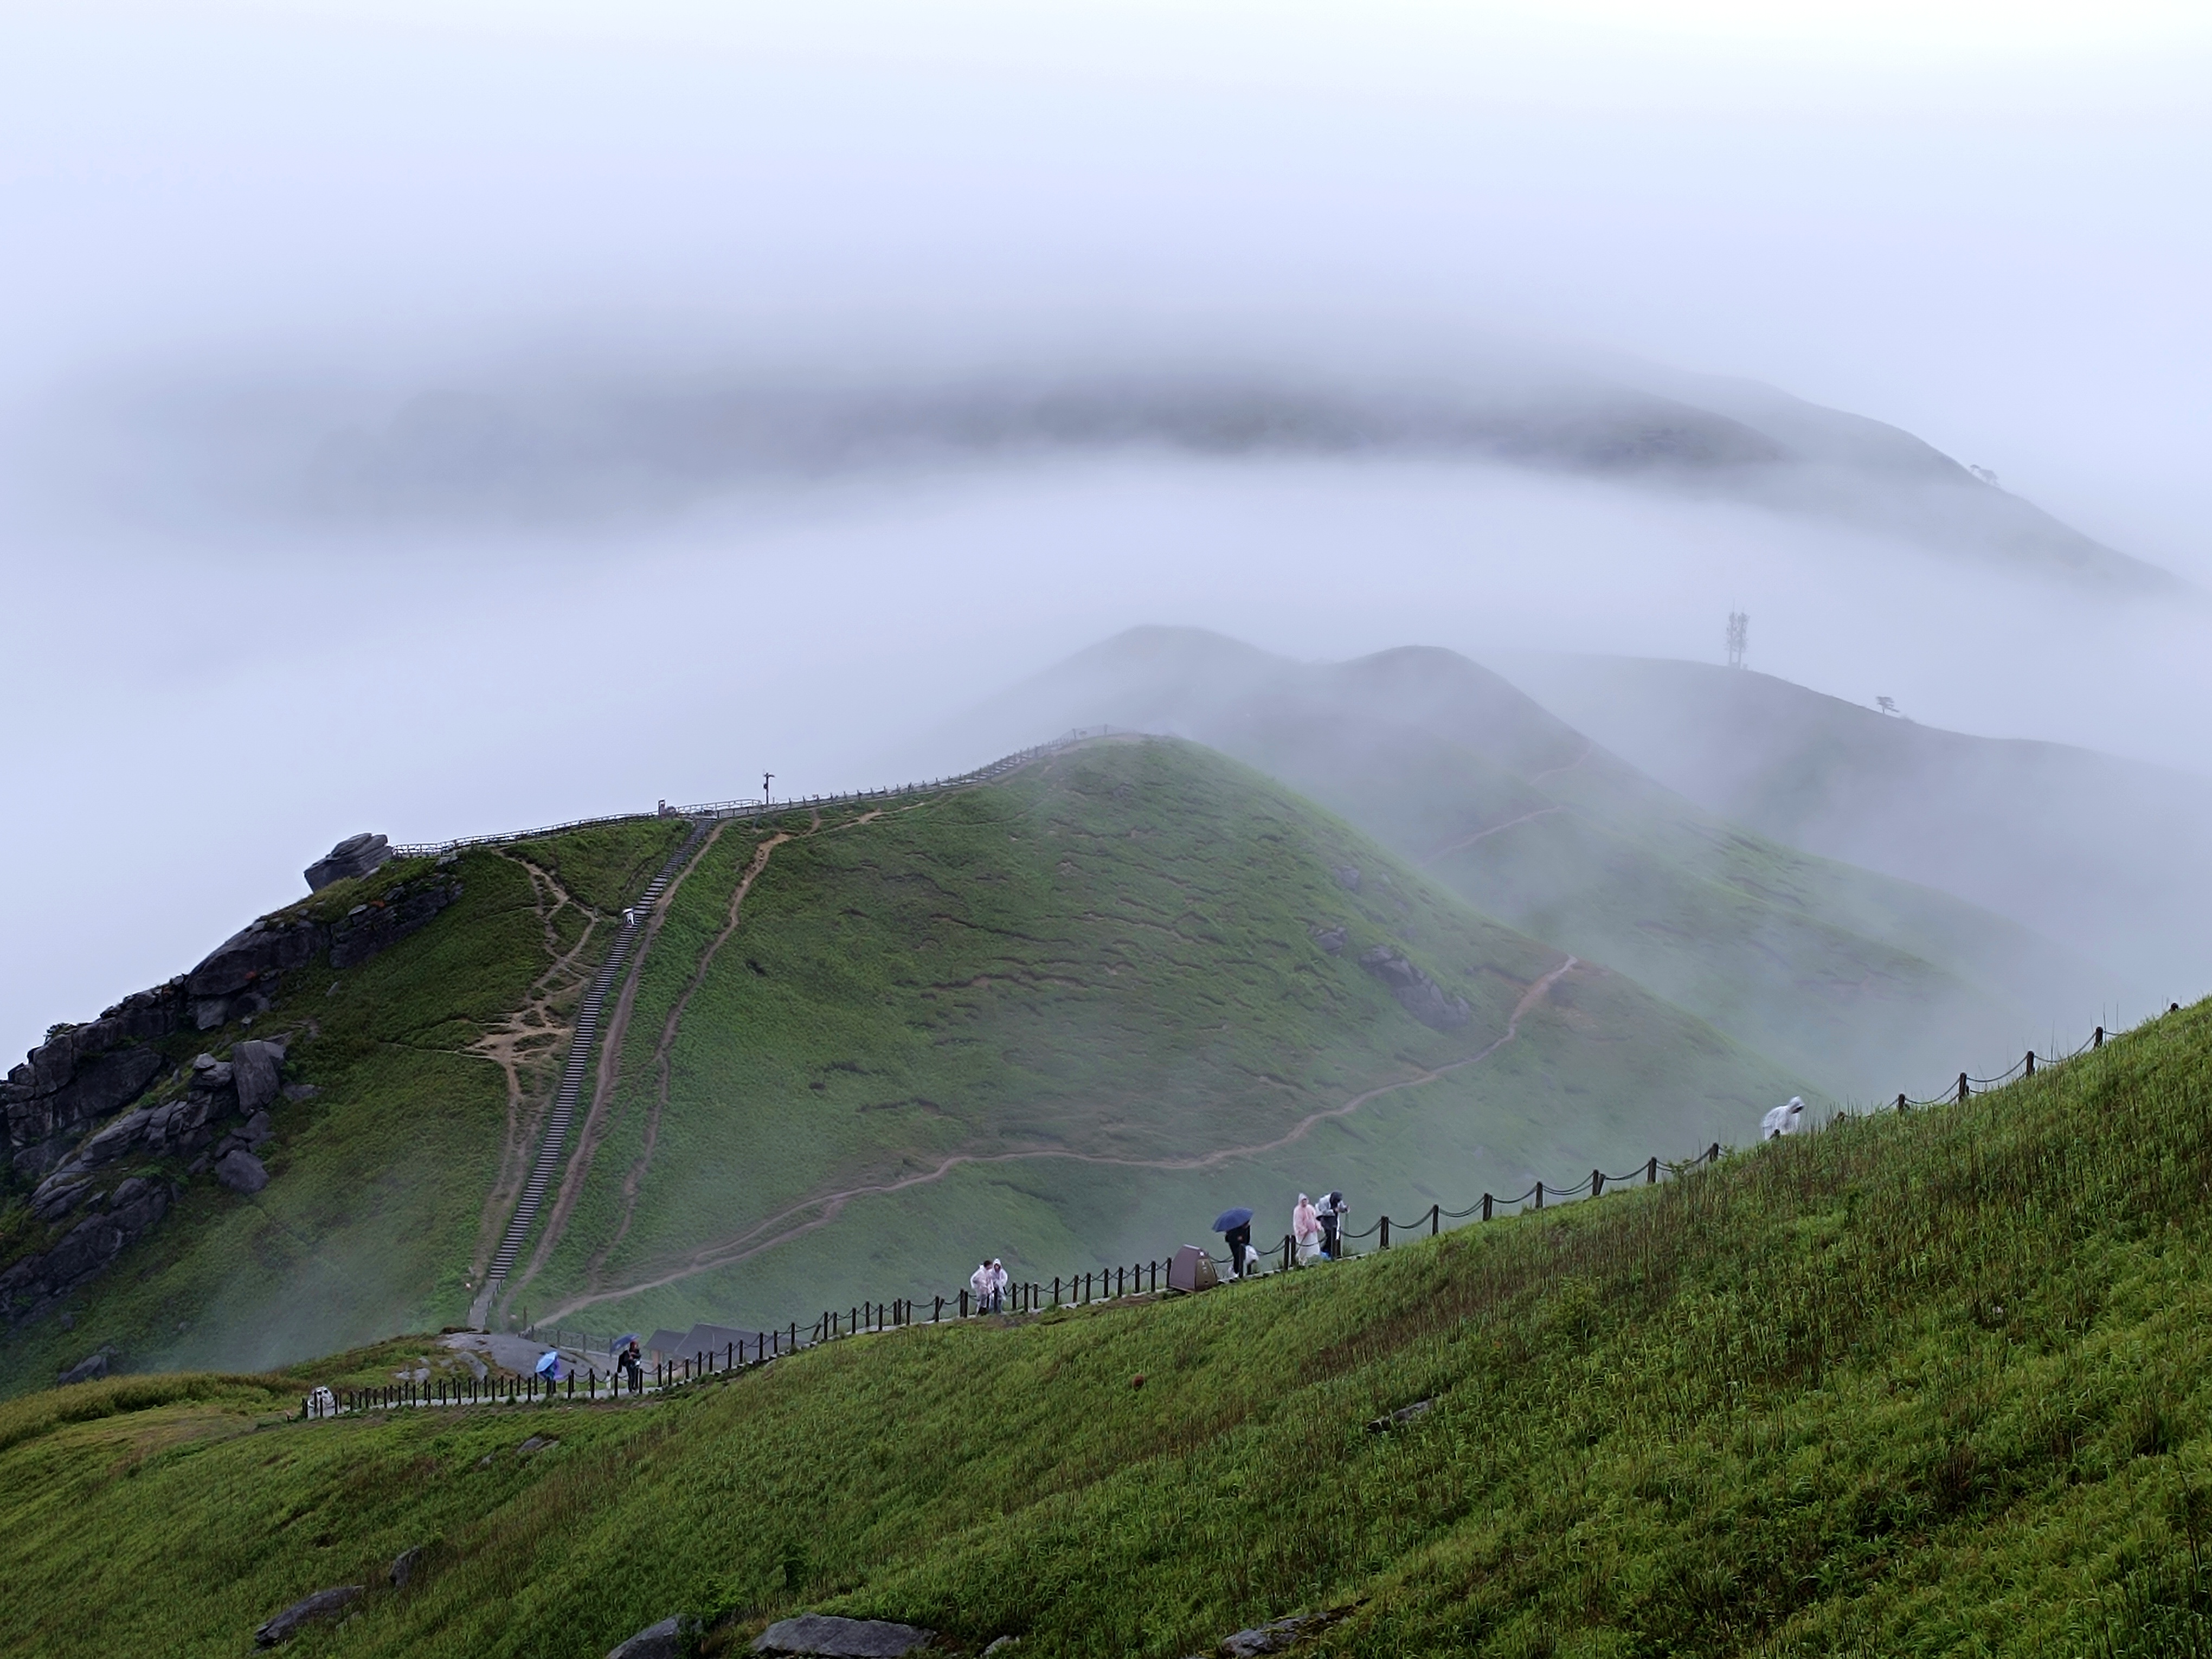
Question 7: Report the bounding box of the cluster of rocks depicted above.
[5,835,457,1185]
[1358,946,1471,1031]
[4,1175,176,1335]
[4,1038,291,1330]
[4,985,184,1180]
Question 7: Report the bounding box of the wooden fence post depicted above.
[1708,1142,1720,1165]
[1591,1169,1603,1199]
[1958,1072,1969,1103]
[1381,1215,1391,1248]
[1533,1185,1543,1211]
[1897,1093,1907,1113]
[1646,1156,1657,1185]
[1430,1204,1439,1236]
[960,1290,968,1318]
[1482,1193,1493,1221]
[2025,1050,2035,1077]
[2095,1026,2105,1048]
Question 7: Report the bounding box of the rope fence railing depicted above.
[301,998,2189,1421]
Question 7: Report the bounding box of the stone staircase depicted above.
[468,820,712,1328]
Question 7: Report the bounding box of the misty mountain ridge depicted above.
[949,626,2131,1098]
[1499,651,2212,1007]
[53,345,2172,589]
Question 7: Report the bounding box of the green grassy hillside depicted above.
[2,740,1795,1395]
[0,819,691,1399]
[6,1001,2211,1657]
[952,628,2115,1097]
[500,736,1797,1342]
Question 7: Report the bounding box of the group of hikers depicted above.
[968,1257,1011,1313]
[1214,1189,1348,1279]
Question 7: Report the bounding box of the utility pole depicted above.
[1725,610,1748,670]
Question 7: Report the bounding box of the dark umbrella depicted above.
[1212,1207,1255,1232]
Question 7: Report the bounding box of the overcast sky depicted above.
[3,0,2209,1057]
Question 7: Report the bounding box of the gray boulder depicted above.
[1357,947,1471,1031]
[389,1546,426,1589]
[1330,865,1361,892]
[754,1615,936,1656]
[57,1347,113,1386]
[305,833,392,892]
[608,1615,700,1658]
[1310,925,1347,956]
[232,1040,286,1114]
[215,1149,270,1194]
[255,1585,363,1647]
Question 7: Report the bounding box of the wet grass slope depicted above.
[7,1002,2212,1656]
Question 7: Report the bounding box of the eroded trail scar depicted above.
[588,831,793,1282]
[509,824,730,1293]
[464,856,601,1285]
[545,954,1582,1320]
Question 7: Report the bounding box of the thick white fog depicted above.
[2,1,2209,1059]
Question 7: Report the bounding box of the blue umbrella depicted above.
[1212,1207,1254,1232]
[535,1349,563,1380]
[612,1334,639,1349]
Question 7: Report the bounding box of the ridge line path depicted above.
[541,953,1580,1321]
[1527,738,1595,785]
[1423,806,1562,864]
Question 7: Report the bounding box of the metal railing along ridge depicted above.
[388,728,1128,861]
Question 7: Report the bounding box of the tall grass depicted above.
[5,1001,2211,1656]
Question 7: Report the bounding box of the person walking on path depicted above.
[987,1258,1008,1313]
[621,1338,643,1396]
[970,1259,995,1314]
[1317,1191,1346,1260]
[1293,1193,1323,1265]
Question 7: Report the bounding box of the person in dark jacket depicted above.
[1223,1219,1254,1278]
[621,1338,644,1395]
[1317,1191,1346,1260]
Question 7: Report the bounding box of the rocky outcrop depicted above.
[754,1616,937,1657]
[214,1149,269,1194]
[1310,925,1347,955]
[183,874,459,1028]
[2,1176,175,1327]
[609,1616,702,1659]
[58,1345,114,1385]
[4,985,183,1177]
[187,917,331,1030]
[305,832,392,892]
[255,1586,363,1647]
[5,1040,287,1328]
[330,876,462,969]
[1358,947,1471,1031]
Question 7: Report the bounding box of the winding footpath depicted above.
[540,953,1581,1322]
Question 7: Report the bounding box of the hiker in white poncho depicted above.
[1761,1096,1809,1139]
[969,1259,993,1315]
[1292,1193,1323,1264]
